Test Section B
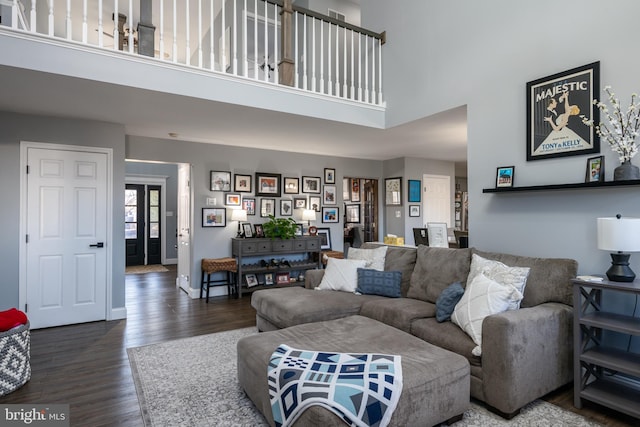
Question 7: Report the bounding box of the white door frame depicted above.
[125,175,170,265]
[19,141,114,320]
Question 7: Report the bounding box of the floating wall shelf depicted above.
[483,179,640,193]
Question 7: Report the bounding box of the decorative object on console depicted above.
[231,209,248,237]
[301,209,316,227]
[242,222,253,238]
[262,215,299,239]
[527,62,600,161]
[245,273,258,287]
[496,166,514,188]
[597,214,640,282]
[275,272,290,285]
[254,224,264,238]
[308,226,318,236]
[582,85,640,180]
[585,156,604,183]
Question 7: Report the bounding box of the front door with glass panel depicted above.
[125,184,145,266]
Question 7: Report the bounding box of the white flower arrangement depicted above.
[581,86,640,163]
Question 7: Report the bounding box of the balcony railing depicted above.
[2,0,385,106]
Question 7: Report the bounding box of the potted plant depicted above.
[262,215,298,239]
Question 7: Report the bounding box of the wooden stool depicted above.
[321,250,344,268]
[200,258,238,302]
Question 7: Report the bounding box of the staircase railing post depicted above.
[279,0,294,87]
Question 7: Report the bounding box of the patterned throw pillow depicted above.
[317,258,368,292]
[356,268,402,298]
[467,254,530,310]
[435,282,465,322]
[347,246,388,271]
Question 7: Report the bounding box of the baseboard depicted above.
[109,306,127,320]
[164,258,178,265]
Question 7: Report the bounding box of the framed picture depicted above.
[260,198,276,217]
[254,224,265,238]
[322,206,339,223]
[202,208,226,227]
[309,196,321,212]
[276,272,290,285]
[294,197,307,209]
[409,205,420,217]
[264,272,274,285]
[225,193,241,206]
[427,222,449,248]
[234,174,252,193]
[280,199,293,216]
[210,171,231,192]
[323,185,337,205]
[242,198,256,215]
[408,180,421,203]
[526,61,600,161]
[302,176,321,193]
[351,178,360,202]
[255,172,282,197]
[345,204,360,223]
[242,222,253,238]
[496,166,515,188]
[316,227,332,250]
[343,178,350,201]
[324,168,336,184]
[245,273,259,287]
[295,223,303,236]
[385,177,402,205]
[586,156,605,183]
[283,177,299,194]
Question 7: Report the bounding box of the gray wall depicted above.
[0,112,126,311]
[125,161,179,261]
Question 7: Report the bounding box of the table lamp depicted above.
[231,209,248,238]
[597,215,640,282]
[302,209,316,226]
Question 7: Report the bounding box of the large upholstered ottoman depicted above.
[237,315,470,426]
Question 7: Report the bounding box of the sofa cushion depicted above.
[317,258,367,292]
[467,254,530,310]
[435,282,465,322]
[411,317,481,367]
[251,287,385,329]
[472,249,578,307]
[451,273,523,356]
[356,268,402,298]
[362,243,417,297]
[347,246,388,271]
[407,246,472,303]
[360,298,436,333]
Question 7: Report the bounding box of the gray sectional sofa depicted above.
[250,243,578,417]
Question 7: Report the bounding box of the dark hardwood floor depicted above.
[1,266,637,426]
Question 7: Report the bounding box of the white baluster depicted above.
[319,20,324,94]
[128,0,133,52]
[364,35,369,103]
[302,15,307,89]
[343,26,347,98]
[210,0,214,70]
[327,22,332,96]
[160,0,165,59]
[65,0,71,39]
[253,0,257,79]
[242,0,247,77]
[198,0,203,67]
[273,2,278,84]
[98,0,103,47]
[294,11,298,88]
[11,0,17,29]
[30,0,36,32]
[311,17,315,91]
[113,0,119,50]
[233,0,237,74]
[173,0,178,62]
[262,0,267,82]
[48,0,54,36]
[335,24,339,96]
[357,32,362,101]
[186,0,191,65]
[82,0,87,43]
[221,0,226,71]
[350,30,354,100]
[371,36,376,104]
[378,38,383,104]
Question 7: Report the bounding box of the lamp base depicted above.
[606,252,636,282]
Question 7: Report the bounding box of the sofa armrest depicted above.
[304,269,325,289]
[481,303,573,415]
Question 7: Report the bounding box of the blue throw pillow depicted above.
[356,268,402,298]
[435,281,465,322]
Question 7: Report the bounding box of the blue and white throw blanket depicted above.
[268,344,403,427]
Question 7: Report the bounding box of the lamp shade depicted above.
[231,209,247,222]
[302,209,316,222]
[597,217,640,252]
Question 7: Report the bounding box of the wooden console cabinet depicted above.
[231,237,322,297]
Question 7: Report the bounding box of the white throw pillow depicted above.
[467,254,530,310]
[317,258,368,292]
[347,246,388,271]
[451,273,523,356]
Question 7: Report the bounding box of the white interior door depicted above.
[176,163,192,294]
[25,147,108,328]
[423,174,451,226]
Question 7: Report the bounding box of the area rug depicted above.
[125,265,169,274]
[128,328,602,427]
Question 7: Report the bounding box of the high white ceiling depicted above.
[0,64,467,163]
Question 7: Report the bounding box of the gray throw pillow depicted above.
[435,281,465,322]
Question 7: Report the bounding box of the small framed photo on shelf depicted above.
[385,177,402,205]
[586,156,604,183]
[294,197,307,209]
[225,193,241,206]
[496,166,515,188]
[276,272,290,285]
[316,227,332,250]
[245,273,259,287]
[409,205,420,217]
[234,174,252,193]
[242,222,253,238]
[322,206,339,223]
[255,172,281,197]
[264,272,274,285]
[323,185,337,205]
[408,180,421,202]
[280,199,293,216]
[202,208,226,227]
[324,168,336,184]
[295,223,303,236]
[210,171,231,192]
[260,198,276,217]
[283,177,299,194]
[302,176,321,193]
[242,198,256,215]
[254,224,265,238]
[345,204,360,223]
[309,196,321,212]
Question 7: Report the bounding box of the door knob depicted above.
[89,242,104,248]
